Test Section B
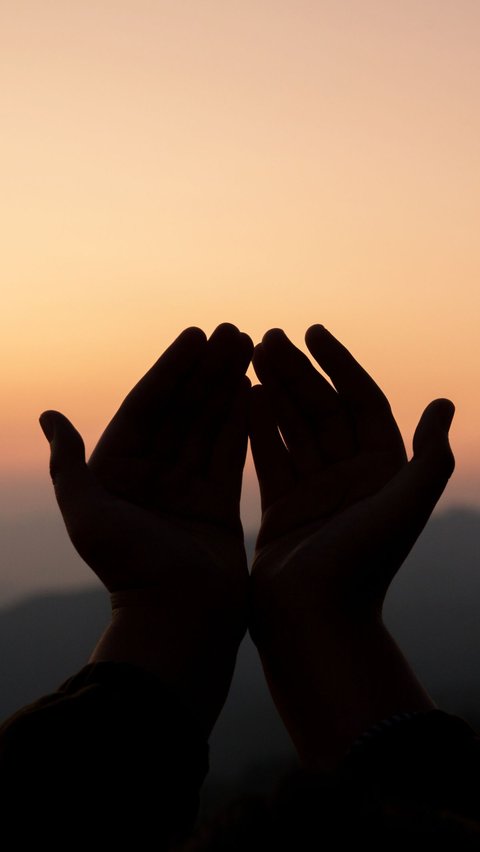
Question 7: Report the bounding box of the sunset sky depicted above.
[2,0,479,591]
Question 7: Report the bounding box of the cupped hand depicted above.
[40,323,253,733]
[249,326,455,763]
[250,325,455,625]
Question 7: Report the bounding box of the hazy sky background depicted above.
[1,1,479,599]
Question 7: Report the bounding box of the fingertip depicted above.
[413,399,456,479]
[305,326,337,371]
[178,326,207,345]
[435,398,455,430]
[305,323,326,335]
[262,328,287,346]
[427,399,456,476]
[39,409,68,441]
[207,324,254,367]
[421,398,455,432]
[305,325,336,357]
[209,322,240,340]
[305,324,327,344]
[39,411,55,442]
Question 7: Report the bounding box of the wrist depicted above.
[90,594,244,737]
[255,616,434,769]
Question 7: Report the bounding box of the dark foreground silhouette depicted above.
[1,324,479,847]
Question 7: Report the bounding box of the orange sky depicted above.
[2,0,479,530]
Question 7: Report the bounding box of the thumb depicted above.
[381,398,455,541]
[39,410,99,524]
[365,399,455,595]
[411,398,455,493]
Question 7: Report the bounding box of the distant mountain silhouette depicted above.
[0,509,97,603]
[383,507,480,720]
[0,507,479,797]
[0,588,110,714]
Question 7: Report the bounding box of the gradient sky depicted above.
[2,1,479,543]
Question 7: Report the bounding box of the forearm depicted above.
[258,615,434,769]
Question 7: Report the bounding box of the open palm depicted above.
[250,326,455,628]
[41,323,253,630]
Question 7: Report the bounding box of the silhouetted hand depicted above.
[40,323,253,735]
[249,326,455,765]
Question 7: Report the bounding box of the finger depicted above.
[156,325,254,469]
[179,324,253,410]
[208,377,251,500]
[305,325,405,456]
[89,327,207,464]
[175,375,249,480]
[39,410,102,537]
[261,328,355,462]
[411,398,455,483]
[253,343,322,474]
[248,383,296,510]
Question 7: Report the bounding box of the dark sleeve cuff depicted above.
[259,710,480,848]
[0,662,209,844]
[343,709,480,817]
